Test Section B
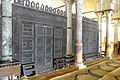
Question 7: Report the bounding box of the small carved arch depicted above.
[49,7,52,13]
[31,1,35,8]
[41,4,44,11]
[14,0,18,3]
[53,8,56,14]
[20,0,25,5]
[57,9,60,15]
[25,0,30,7]
[45,5,49,12]
[14,0,19,4]
[36,3,40,9]
[60,10,64,16]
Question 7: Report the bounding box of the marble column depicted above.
[66,0,72,56]
[1,0,12,61]
[105,11,112,59]
[114,20,118,53]
[98,13,103,53]
[75,0,86,69]
[114,20,118,44]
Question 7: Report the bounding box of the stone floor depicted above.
[50,53,120,80]
[1,53,120,80]
[20,58,108,80]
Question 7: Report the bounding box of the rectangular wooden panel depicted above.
[22,22,35,64]
[62,28,67,56]
[54,27,63,58]
[82,19,99,61]
[45,27,53,65]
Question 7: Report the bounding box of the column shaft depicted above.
[75,0,86,69]
[114,20,118,53]
[1,0,12,61]
[76,0,83,63]
[98,13,102,53]
[106,11,112,59]
[114,20,118,43]
[66,0,72,56]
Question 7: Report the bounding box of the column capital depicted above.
[96,12,103,17]
[97,12,103,15]
[66,0,72,4]
[105,10,113,15]
[76,0,84,4]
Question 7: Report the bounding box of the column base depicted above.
[104,56,112,59]
[75,63,86,69]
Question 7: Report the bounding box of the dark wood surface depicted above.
[94,9,114,13]
[0,62,20,80]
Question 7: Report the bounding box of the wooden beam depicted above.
[112,18,120,20]
[94,9,114,13]
[56,5,66,9]
[82,10,95,14]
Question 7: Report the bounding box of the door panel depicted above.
[35,25,53,73]
[35,25,45,72]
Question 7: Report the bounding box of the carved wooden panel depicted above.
[45,27,53,65]
[35,25,45,72]
[54,27,62,58]
[82,18,99,61]
[22,22,34,64]
[35,25,53,73]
